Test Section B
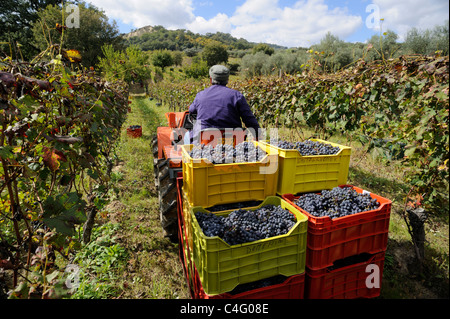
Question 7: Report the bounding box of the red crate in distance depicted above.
[282,185,392,270]
[305,252,385,299]
[127,125,142,138]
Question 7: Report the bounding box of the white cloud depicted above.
[372,0,449,41]
[225,0,363,47]
[87,0,362,47]
[87,0,196,29]
[187,13,233,34]
[86,0,448,47]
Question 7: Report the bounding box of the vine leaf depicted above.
[42,147,67,171]
[63,49,82,63]
[0,146,14,160]
[42,192,87,236]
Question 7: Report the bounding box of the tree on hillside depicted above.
[152,50,174,70]
[0,0,62,60]
[202,43,228,67]
[32,1,121,67]
[404,21,449,56]
[404,28,432,55]
[184,47,201,57]
[252,43,275,56]
[267,50,305,75]
[184,57,209,79]
[312,32,353,72]
[240,51,268,77]
[172,51,184,67]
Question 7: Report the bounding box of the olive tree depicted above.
[202,43,228,67]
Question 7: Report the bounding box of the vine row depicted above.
[0,48,128,298]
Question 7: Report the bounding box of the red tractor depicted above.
[152,111,195,242]
[152,110,252,242]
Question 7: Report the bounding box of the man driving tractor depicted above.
[155,65,262,241]
[187,65,260,144]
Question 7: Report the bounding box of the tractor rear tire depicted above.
[151,134,161,190]
[158,159,178,242]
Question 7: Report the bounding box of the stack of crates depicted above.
[178,142,309,299]
[282,186,391,299]
[258,139,392,299]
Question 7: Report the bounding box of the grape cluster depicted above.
[194,211,225,237]
[294,186,380,219]
[272,139,340,156]
[189,142,266,164]
[194,205,297,245]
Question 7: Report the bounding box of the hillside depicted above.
[123,25,287,52]
[124,25,155,39]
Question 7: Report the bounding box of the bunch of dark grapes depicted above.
[235,141,264,163]
[271,139,340,156]
[189,142,266,164]
[194,211,225,237]
[195,205,296,245]
[274,140,295,149]
[294,186,380,219]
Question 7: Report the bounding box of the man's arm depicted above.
[237,93,259,127]
[189,101,197,114]
[236,94,260,140]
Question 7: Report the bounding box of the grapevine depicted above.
[0,48,128,298]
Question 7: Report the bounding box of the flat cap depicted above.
[209,65,230,83]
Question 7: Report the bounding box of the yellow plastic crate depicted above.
[182,193,194,249]
[189,196,308,296]
[181,142,279,208]
[258,139,351,195]
[182,193,262,251]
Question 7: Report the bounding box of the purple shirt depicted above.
[189,85,260,139]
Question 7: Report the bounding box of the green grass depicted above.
[105,96,189,299]
[69,223,128,299]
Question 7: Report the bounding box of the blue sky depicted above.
[88,0,449,48]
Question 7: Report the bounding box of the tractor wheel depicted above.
[158,159,178,242]
[151,134,163,190]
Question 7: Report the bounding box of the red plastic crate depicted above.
[126,125,142,138]
[305,252,385,299]
[282,185,391,270]
[194,265,305,299]
[177,176,196,299]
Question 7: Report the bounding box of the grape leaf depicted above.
[0,146,14,160]
[42,147,67,171]
[42,192,87,236]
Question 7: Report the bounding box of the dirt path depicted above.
[109,97,189,299]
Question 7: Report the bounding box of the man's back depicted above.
[189,84,260,139]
